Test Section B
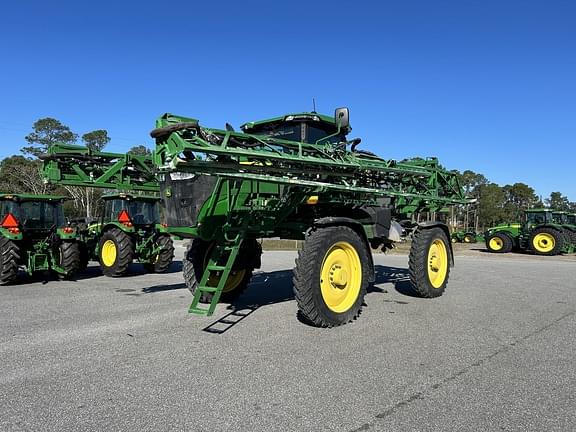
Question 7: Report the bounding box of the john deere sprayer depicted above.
[43,107,468,326]
[485,208,574,255]
[40,146,174,277]
[0,194,81,284]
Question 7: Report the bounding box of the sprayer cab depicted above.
[240,108,351,146]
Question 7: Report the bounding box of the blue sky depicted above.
[1,0,574,201]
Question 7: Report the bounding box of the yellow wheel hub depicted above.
[489,237,503,251]
[208,269,246,293]
[320,241,362,313]
[533,233,555,253]
[427,239,448,288]
[101,240,117,267]
[204,246,246,293]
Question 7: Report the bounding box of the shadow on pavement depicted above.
[202,264,413,334]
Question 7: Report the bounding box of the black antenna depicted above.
[312,98,317,113]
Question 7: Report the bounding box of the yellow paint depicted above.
[320,241,362,313]
[101,240,117,267]
[427,239,448,288]
[533,233,555,253]
[306,195,319,205]
[489,237,503,251]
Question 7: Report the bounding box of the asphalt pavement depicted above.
[1,244,575,431]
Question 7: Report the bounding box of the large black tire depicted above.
[143,235,175,273]
[0,237,20,285]
[98,228,134,277]
[529,227,564,256]
[56,241,81,279]
[293,226,370,327]
[409,227,451,298]
[183,238,260,302]
[463,233,476,243]
[485,232,513,253]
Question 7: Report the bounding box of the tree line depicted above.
[0,117,151,218]
[1,117,574,226]
[452,170,576,231]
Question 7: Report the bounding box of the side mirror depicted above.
[335,107,350,130]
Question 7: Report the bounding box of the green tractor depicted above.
[552,211,576,251]
[485,208,571,255]
[0,194,81,284]
[78,193,175,277]
[451,230,484,244]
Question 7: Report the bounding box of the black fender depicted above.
[312,217,375,283]
[417,221,455,267]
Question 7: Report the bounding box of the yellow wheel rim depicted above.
[427,239,448,289]
[489,237,503,251]
[533,233,555,253]
[464,236,471,243]
[101,240,117,267]
[320,241,362,313]
[204,246,246,293]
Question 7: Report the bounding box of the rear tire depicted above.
[57,241,81,279]
[486,232,513,253]
[183,238,260,302]
[0,238,20,285]
[529,227,564,256]
[143,235,175,273]
[293,226,370,327]
[409,227,451,298]
[98,228,134,277]
[463,233,475,243]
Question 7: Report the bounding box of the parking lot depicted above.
[1,243,575,431]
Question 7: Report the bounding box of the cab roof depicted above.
[0,193,67,202]
[240,112,336,132]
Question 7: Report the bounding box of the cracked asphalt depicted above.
[1,244,575,431]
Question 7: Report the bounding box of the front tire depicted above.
[409,227,451,298]
[486,232,513,253]
[183,238,260,302]
[143,234,175,273]
[98,228,134,277]
[293,226,370,327]
[0,238,20,285]
[529,227,564,256]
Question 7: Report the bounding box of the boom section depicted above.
[151,114,468,214]
[41,143,158,192]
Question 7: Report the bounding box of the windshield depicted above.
[552,213,567,224]
[526,212,551,225]
[105,199,160,225]
[1,200,65,230]
[249,122,302,142]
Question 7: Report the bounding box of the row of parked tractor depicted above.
[0,193,174,285]
[451,208,576,256]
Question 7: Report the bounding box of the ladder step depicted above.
[198,286,218,293]
[189,307,210,316]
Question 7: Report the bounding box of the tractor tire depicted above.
[57,241,81,279]
[486,232,513,253]
[409,227,451,298]
[293,226,370,327]
[529,227,564,256]
[143,235,175,273]
[78,242,90,271]
[98,228,134,277]
[463,233,476,243]
[0,237,20,285]
[183,238,260,302]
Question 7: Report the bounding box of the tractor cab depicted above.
[0,194,68,238]
[240,108,351,146]
[552,211,569,225]
[101,193,161,228]
[567,213,576,225]
[524,209,553,228]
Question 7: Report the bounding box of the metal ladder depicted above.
[188,237,243,317]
